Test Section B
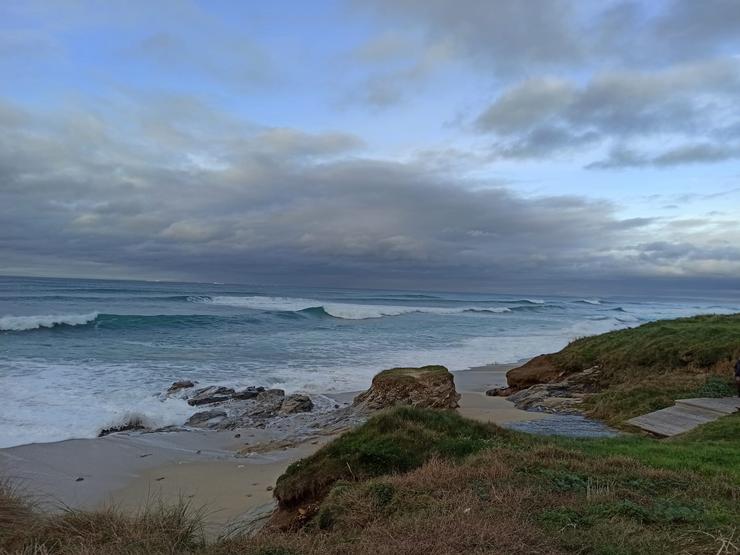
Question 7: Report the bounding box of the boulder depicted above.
[505,355,565,390]
[280,394,314,414]
[187,386,236,406]
[186,409,227,428]
[167,380,195,394]
[232,386,267,400]
[243,389,286,418]
[353,365,460,410]
[485,386,515,397]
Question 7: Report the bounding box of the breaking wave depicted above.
[192,295,515,320]
[0,312,100,331]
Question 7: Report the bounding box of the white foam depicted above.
[0,360,194,448]
[0,312,99,331]
[197,295,511,319]
[580,299,601,305]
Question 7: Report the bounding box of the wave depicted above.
[576,299,602,305]
[194,295,515,320]
[0,312,99,331]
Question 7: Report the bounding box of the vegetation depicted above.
[549,314,740,423]
[274,406,513,508]
[3,409,738,555]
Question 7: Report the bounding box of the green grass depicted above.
[555,414,740,484]
[274,406,515,507]
[4,408,739,554]
[543,313,740,423]
[553,313,740,374]
[250,408,740,555]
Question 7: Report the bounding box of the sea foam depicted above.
[196,295,512,319]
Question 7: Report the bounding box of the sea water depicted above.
[0,275,737,447]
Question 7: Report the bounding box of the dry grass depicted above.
[0,489,206,555]
[2,410,738,554]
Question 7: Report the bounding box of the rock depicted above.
[187,386,236,406]
[233,386,261,400]
[505,355,565,390]
[243,389,286,418]
[186,409,228,428]
[506,366,601,414]
[167,380,195,393]
[280,394,314,414]
[486,386,515,397]
[98,415,147,437]
[353,365,460,410]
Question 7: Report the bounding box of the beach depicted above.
[0,363,549,535]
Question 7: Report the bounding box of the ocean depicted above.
[1,275,737,448]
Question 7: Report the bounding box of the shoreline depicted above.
[0,362,548,534]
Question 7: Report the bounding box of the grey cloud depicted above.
[2,98,738,288]
[476,60,740,166]
[356,0,584,73]
[588,143,740,169]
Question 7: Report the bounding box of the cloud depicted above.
[474,59,740,166]
[1,96,738,288]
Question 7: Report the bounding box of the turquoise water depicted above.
[1,275,737,447]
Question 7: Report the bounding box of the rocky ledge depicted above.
[99,366,462,443]
[487,359,602,415]
[162,383,319,430]
[353,365,460,410]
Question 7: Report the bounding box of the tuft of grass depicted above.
[0,492,206,554]
[273,406,513,508]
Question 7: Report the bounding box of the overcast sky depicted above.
[1,0,740,294]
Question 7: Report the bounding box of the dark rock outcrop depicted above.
[186,409,228,428]
[98,415,147,437]
[353,365,460,410]
[167,380,196,394]
[505,355,565,390]
[280,394,314,414]
[187,386,236,406]
[506,366,601,414]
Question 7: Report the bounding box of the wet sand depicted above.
[0,362,538,534]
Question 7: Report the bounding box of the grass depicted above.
[544,313,740,423]
[2,409,739,554]
[224,410,740,555]
[0,484,206,555]
[274,406,513,508]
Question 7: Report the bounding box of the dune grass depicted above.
[543,314,740,424]
[223,409,740,555]
[274,406,515,508]
[2,408,738,554]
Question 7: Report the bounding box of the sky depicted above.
[1,0,740,294]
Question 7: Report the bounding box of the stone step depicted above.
[627,396,739,437]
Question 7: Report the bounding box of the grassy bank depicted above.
[4,408,738,555]
[548,314,740,424]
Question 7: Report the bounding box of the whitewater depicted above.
[1,275,737,448]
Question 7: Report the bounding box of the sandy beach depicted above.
[0,363,545,535]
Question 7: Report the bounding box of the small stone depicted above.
[155,477,165,481]
[75,477,84,482]
[234,433,241,438]
[266,485,273,491]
